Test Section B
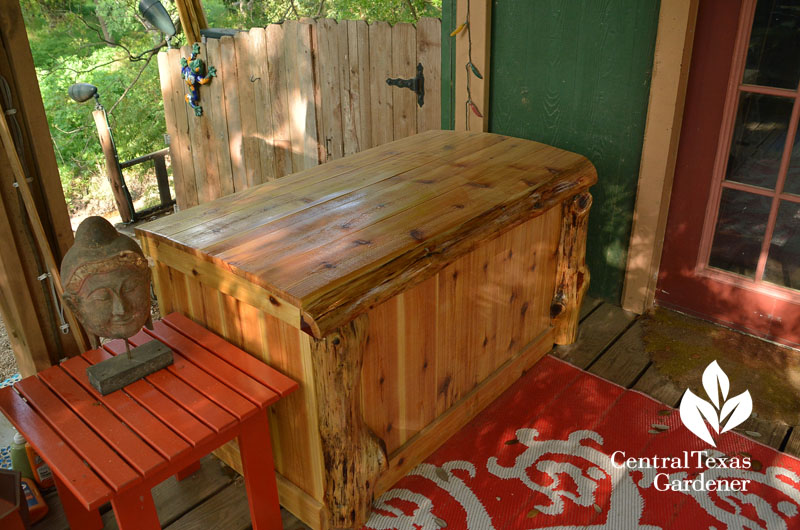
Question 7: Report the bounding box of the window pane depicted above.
[744,0,800,89]
[764,200,800,289]
[709,188,772,278]
[784,119,800,195]
[725,92,793,190]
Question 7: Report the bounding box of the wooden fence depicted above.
[157,18,441,210]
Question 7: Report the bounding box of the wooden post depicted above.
[453,0,491,132]
[622,0,699,314]
[551,192,593,345]
[153,152,172,205]
[310,314,388,529]
[92,108,133,223]
[0,113,89,354]
[174,0,208,45]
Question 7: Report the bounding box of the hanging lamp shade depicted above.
[68,83,98,103]
[139,0,176,37]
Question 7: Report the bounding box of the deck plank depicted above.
[632,364,685,407]
[736,416,790,451]
[579,296,603,321]
[785,428,800,458]
[163,479,251,530]
[552,303,636,369]
[102,455,237,530]
[589,321,649,387]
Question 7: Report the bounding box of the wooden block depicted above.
[552,303,636,369]
[86,340,174,396]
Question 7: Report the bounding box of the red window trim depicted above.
[696,0,800,303]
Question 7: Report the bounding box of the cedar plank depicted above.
[206,133,510,259]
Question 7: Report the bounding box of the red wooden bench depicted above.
[0,312,298,529]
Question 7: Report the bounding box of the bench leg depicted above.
[54,476,103,530]
[110,486,161,530]
[174,460,202,481]
[238,408,282,530]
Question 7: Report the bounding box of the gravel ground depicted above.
[0,314,17,381]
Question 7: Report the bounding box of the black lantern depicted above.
[138,0,176,38]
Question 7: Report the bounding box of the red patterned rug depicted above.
[363,355,800,529]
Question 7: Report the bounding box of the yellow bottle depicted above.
[20,476,49,524]
[26,443,54,489]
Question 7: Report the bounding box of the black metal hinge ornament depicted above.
[386,63,425,107]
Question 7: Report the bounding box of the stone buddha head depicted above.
[61,216,151,341]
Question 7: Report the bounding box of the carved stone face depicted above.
[69,265,151,339]
[61,217,151,340]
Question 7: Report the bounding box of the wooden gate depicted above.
[157,18,441,210]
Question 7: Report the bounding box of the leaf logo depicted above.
[679,361,752,447]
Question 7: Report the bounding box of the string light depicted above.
[452,1,483,130]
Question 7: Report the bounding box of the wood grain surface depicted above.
[138,130,597,338]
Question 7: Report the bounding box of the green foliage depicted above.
[20,0,440,215]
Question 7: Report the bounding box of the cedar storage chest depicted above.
[137,130,597,529]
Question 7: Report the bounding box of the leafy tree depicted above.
[21,0,440,215]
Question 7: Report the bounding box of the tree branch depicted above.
[402,0,419,20]
[107,52,156,115]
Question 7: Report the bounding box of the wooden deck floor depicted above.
[34,297,800,529]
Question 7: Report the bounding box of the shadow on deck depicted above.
[33,297,800,530]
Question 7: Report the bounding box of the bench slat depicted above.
[163,313,298,397]
[38,366,167,476]
[112,333,237,433]
[0,387,111,510]
[60,355,190,462]
[15,377,140,492]
[83,347,214,446]
[148,321,279,407]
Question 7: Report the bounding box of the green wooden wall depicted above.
[442,0,661,303]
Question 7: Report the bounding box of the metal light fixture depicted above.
[68,83,100,108]
[138,0,176,46]
[67,83,136,223]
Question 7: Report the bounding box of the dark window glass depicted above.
[764,200,800,289]
[709,188,773,278]
[725,92,793,190]
[744,0,800,89]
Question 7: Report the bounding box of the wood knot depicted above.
[550,302,565,319]
[268,296,280,306]
[354,239,371,246]
[410,229,424,241]
[332,337,341,346]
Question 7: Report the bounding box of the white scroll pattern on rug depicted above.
[366,429,800,530]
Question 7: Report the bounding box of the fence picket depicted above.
[368,21,394,148]
[317,19,344,162]
[250,27,277,181]
[391,23,417,141]
[416,18,441,133]
[159,19,440,207]
[220,36,247,192]
[266,24,293,178]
